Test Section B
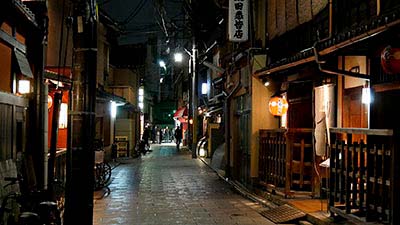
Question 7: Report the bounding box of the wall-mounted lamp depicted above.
[362,81,372,104]
[201,83,208,95]
[138,86,144,110]
[18,79,31,94]
[59,103,68,128]
[111,101,117,118]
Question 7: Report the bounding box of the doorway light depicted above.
[18,80,30,94]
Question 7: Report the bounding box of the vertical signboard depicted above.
[228,0,249,42]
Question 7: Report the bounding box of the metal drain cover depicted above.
[260,204,306,223]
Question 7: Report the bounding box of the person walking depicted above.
[151,126,156,143]
[165,126,170,143]
[158,127,163,144]
[174,125,182,150]
[142,126,150,148]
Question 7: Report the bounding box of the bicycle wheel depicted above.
[100,163,112,186]
[94,163,111,190]
[52,180,65,224]
[0,193,21,225]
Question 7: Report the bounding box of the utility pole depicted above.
[189,0,198,158]
[64,0,97,224]
[191,38,198,158]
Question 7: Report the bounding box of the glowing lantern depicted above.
[381,45,400,74]
[48,95,53,109]
[268,96,288,116]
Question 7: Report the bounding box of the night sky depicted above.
[99,0,185,45]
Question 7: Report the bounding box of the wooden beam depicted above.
[0,29,26,53]
[329,127,393,136]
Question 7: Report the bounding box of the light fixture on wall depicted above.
[263,78,270,87]
[111,101,117,118]
[201,83,208,95]
[59,103,68,128]
[18,79,31,94]
[362,81,371,104]
[138,86,144,110]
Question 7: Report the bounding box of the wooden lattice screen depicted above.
[329,128,394,224]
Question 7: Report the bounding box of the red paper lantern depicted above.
[381,45,400,74]
[268,96,288,116]
[48,95,53,109]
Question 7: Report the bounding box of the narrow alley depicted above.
[93,144,275,225]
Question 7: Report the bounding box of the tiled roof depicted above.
[255,8,400,77]
[12,0,38,27]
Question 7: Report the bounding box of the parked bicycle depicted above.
[93,139,112,190]
[0,176,61,225]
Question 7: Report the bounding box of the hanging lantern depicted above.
[48,95,53,109]
[381,45,400,74]
[268,96,288,116]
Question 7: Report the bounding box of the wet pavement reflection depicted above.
[93,143,275,225]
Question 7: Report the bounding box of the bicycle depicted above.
[0,178,24,225]
[93,139,112,190]
[94,160,112,190]
[0,177,44,225]
[0,155,62,225]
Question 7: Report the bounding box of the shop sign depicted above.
[228,0,248,42]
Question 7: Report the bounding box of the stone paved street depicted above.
[93,143,275,225]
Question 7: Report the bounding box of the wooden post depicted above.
[391,129,400,225]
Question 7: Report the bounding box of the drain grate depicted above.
[260,204,306,223]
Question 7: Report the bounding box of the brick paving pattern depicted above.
[93,143,275,225]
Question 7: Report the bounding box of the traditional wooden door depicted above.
[343,86,368,142]
[233,95,251,186]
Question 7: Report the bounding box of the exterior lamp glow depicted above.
[199,148,207,157]
[18,80,30,94]
[111,101,117,118]
[174,52,183,63]
[48,95,53,109]
[201,83,208,95]
[159,60,166,70]
[138,87,144,96]
[138,86,144,110]
[59,103,68,128]
[362,87,371,104]
[268,96,289,116]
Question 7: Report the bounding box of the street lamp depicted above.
[159,60,166,70]
[174,52,183,63]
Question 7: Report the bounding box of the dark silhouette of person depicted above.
[174,125,183,150]
[142,126,150,148]
[151,126,156,143]
[158,127,163,144]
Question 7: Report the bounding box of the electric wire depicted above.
[121,0,148,25]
